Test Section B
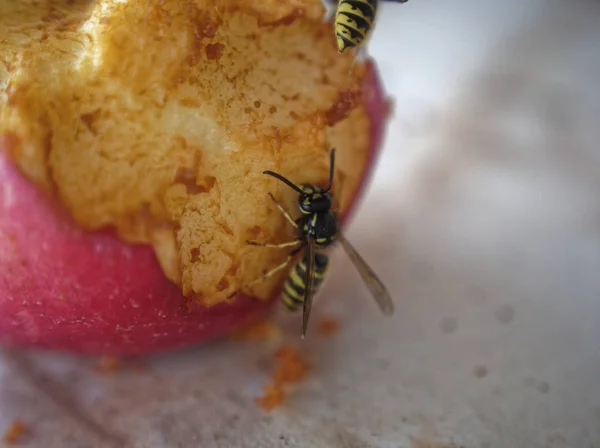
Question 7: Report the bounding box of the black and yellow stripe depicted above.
[335,0,378,53]
[333,0,410,53]
[282,253,330,311]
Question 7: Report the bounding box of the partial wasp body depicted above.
[282,252,330,312]
[333,0,409,54]
[244,148,394,338]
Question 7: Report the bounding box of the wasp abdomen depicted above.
[282,253,330,311]
[335,0,378,53]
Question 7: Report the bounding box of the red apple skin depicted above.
[0,60,390,356]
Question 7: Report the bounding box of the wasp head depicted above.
[299,185,332,215]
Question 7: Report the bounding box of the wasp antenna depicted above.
[324,148,336,192]
[263,170,304,194]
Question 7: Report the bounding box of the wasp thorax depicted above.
[298,186,332,215]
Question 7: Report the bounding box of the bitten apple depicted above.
[0,1,391,356]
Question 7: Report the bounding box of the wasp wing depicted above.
[301,240,317,339]
[338,233,394,315]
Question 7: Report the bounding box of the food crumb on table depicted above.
[3,420,28,445]
[95,355,121,373]
[273,346,310,383]
[94,356,146,373]
[255,383,286,412]
[316,316,340,336]
[255,346,311,412]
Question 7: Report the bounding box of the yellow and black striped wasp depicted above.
[329,0,410,54]
[244,148,394,338]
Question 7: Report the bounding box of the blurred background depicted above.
[2,0,600,446]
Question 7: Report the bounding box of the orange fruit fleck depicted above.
[3,420,28,445]
[316,317,340,336]
[96,355,121,373]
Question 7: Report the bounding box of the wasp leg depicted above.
[331,169,347,215]
[246,239,302,248]
[226,290,264,302]
[236,244,305,295]
[267,192,298,228]
[227,254,293,298]
[227,241,300,299]
[247,256,295,287]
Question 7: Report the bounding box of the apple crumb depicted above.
[95,355,121,374]
[3,420,28,445]
[94,356,147,373]
[316,316,340,336]
[255,383,287,413]
[256,345,310,412]
[273,346,310,383]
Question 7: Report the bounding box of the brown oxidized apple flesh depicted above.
[0,60,390,356]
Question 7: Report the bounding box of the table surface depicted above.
[2,0,600,447]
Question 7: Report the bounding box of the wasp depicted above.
[244,148,394,338]
[333,0,409,54]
